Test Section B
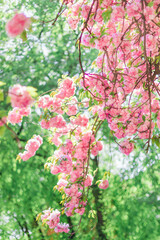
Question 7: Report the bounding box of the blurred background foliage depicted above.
[0,0,160,239]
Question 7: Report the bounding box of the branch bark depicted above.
[92,156,108,240]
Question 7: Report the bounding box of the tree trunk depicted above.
[92,156,108,240]
[68,216,76,239]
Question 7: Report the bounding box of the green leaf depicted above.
[142,115,146,122]
[88,210,96,218]
[6,95,11,103]
[156,55,160,64]
[20,30,27,42]
[148,1,154,7]
[0,81,6,87]
[79,89,84,94]
[90,38,95,44]
[115,68,123,72]
[94,99,98,105]
[0,110,7,118]
[0,126,5,136]
[152,137,160,148]
[30,17,37,23]
[28,25,33,32]
[102,8,112,22]
[26,86,38,97]
[110,91,115,97]
[0,90,4,101]
[89,98,92,107]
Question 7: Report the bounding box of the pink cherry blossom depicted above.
[19,151,34,161]
[41,209,51,221]
[51,164,61,175]
[9,84,33,108]
[75,207,85,215]
[19,107,31,117]
[119,140,134,155]
[66,105,77,116]
[84,174,93,187]
[98,180,109,189]
[19,135,43,161]
[6,13,31,37]
[8,108,22,124]
[46,209,60,229]
[25,139,40,154]
[57,179,68,190]
[54,223,70,233]
[38,95,54,108]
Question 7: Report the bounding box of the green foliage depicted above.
[102,7,112,22]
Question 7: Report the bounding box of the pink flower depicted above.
[144,6,155,21]
[41,209,51,221]
[51,134,62,146]
[119,140,134,155]
[19,135,43,161]
[33,135,43,145]
[68,17,79,30]
[71,3,81,16]
[38,95,54,108]
[75,207,85,215]
[81,34,94,47]
[19,107,31,116]
[51,165,61,175]
[137,121,155,139]
[46,210,60,229]
[96,141,103,151]
[9,84,33,108]
[56,78,75,99]
[98,180,109,189]
[126,2,141,18]
[40,119,50,129]
[58,155,73,174]
[84,174,93,187]
[71,115,89,127]
[64,184,79,196]
[25,139,40,154]
[65,208,73,217]
[8,108,22,124]
[54,223,70,233]
[57,179,68,190]
[81,5,90,19]
[100,0,113,8]
[25,135,43,154]
[111,6,125,21]
[91,141,103,156]
[19,151,34,161]
[66,105,77,116]
[6,13,31,37]
[50,116,67,128]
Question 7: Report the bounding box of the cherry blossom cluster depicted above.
[40,209,69,233]
[63,0,160,151]
[3,73,108,231]
[18,135,43,161]
[36,77,108,230]
[8,84,33,124]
